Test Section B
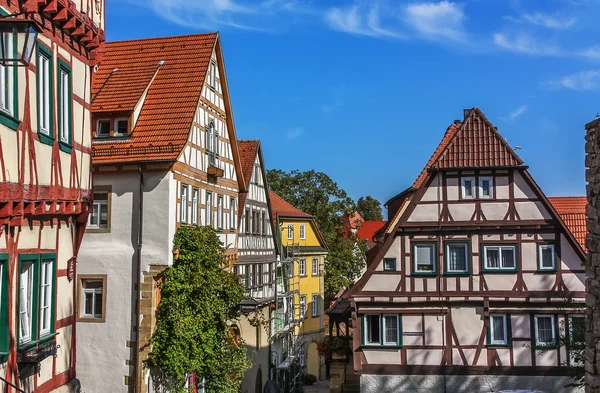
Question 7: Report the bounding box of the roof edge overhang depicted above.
[428,165,529,172]
[384,187,414,208]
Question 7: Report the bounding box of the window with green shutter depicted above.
[0,254,8,363]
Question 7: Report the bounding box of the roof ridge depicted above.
[105,32,219,46]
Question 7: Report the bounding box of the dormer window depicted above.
[115,118,128,136]
[97,119,110,138]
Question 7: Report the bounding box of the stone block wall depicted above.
[586,118,600,393]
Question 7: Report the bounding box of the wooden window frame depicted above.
[287,224,294,240]
[191,188,199,225]
[210,61,217,89]
[299,295,306,320]
[382,314,401,346]
[383,257,396,272]
[481,244,518,273]
[87,185,111,233]
[445,241,470,275]
[95,118,111,138]
[299,224,306,240]
[412,242,437,276]
[311,294,319,317]
[37,42,54,144]
[537,243,557,272]
[534,314,556,347]
[312,258,319,276]
[299,259,306,276]
[461,176,476,199]
[479,176,494,199]
[180,184,189,224]
[488,313,510,347]
[0,32,18,131]
[57,59,72,154]
[77,274,108,323]
[362,314,403,348]
[114,117,129,137]
[217,195,224,230]
[230,197,236,230]
[0,254,8,362]
[205,191,213,227]
[569,314,585,349]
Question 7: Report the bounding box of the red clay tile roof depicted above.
[91,33,218,164]
[357,221,386,242]
[237,140,260,216]
[548,196,587,250]
[412,123,460,188]
[269,191,312,218]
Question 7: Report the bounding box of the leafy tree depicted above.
[357,196,383,221]
[267,169,366,297]
[147,226,250,393]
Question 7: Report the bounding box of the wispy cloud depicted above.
[403,1,466,41]
[493,33,563,56]
[506,12,576,30]
[286,127,304,139]
[580,45,600,59]
[548,69,600,90]
[500,105,529,122]
[324,3,403,38]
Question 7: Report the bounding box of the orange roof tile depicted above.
[357,221,386,242]
[269,191,312,218]
[548,196,587,250]
[237,140,260,216]
[412,123,460,188]
[91,33,218,164]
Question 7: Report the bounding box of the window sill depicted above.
[444,271,470,276]
[361,344,402,349]
[488,343,511,348]
[412,271,437,276]
[536,268,557,274]
[77,316,106,323]
[86,227,111,234]
[0,111,20,131]
[38,132,54,146]
[481,269,518,274]
[59,141,72,154]
[18,332,59,353]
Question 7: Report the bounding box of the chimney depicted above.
[463,108,472,120]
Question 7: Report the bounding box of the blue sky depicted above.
[108,0,599,209]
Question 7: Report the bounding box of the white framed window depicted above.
[96,119,110,137]
[299,224,306,240]
[81,278,104,319]
[58,65,71,144]
[217,195,223,229]
[461,176,475,199]
[247,264,253,288]
[299,259,306,276]
[205,191,212,227]
[287,224,294,240]
[446,242,469,273]
[38,47,51,135]
[312,258,319,276]
[312,294,319,317]
[0,33,14,116]
[299,295,306,319]
[534,315,556,346]
[114,118,129,136]
[39,259,53,336]
[207,122,217,166]
[569,315,585,347]
[364,315,381,345]
[210,61,217,89]
[489,314,508,345]
[261,211,266,236]
[538,244,556,271]
[483,245,516,270]
[262,263,269,286]
[479,176,494,198]
[89,188,109,229]
[383,258,396,271]
[383,315,400,346]
[191,188,199,225]
[230,197,236,230]
[413,243,436,273]
[180,184,188,223]
[19,261,34,344]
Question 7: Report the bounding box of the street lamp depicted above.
[0,18,40,66]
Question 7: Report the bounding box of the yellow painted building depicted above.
[269,192,328,380]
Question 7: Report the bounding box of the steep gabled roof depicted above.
[237,140,260,216]
[356,221,386,242]
[548,196,587,250]
[91,33,218,165]
[269,192,312,218]
[412,123,460,189]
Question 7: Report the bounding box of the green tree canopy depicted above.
[357,196,384,221]
[147,226,250,393]
[267,169,366,297]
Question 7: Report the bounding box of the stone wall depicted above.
[586,118,600,393]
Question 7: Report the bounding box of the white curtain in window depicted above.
[502,248,515,268]
[492,316,505,342]
[537,317,554,344]
[19,264,31,341]
[448,245,466,271]
[384,316,398,344]
[486,248,499,268]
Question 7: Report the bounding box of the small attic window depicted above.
[115,118,129,136]
[210,62,217,89]
[97,120,110,138]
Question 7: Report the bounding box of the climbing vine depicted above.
[147,226,251,393]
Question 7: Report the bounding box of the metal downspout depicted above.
[134,165,144,392]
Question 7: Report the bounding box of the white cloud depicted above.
[580,45,600,59]
[493,33,563,56]
[548,69,600,90]
[520,13,576,30]
[403,1,466,41]
[500,105,529,122]
[324,3,402,38]
[286,127,304,139]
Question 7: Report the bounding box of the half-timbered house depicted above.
[233,139,277,393]
[343,108,586,393]
[76,33,245,393]
[0,1,105,392]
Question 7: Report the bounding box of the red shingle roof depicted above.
[269,191,312,218]
[237,140,260,216]
[412,123,460,188]
[357,221,386,242]
[548,196,587,250]
[91,33,218,164]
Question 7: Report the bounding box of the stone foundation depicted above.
[361,374,583,393]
